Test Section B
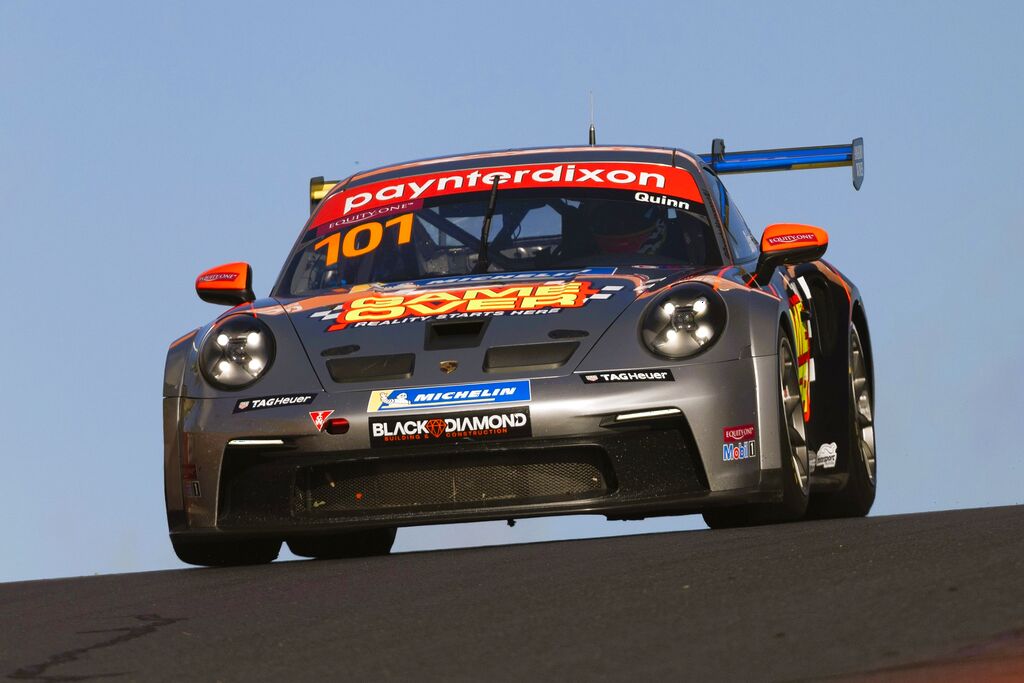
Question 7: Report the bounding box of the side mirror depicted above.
[753,224,829,285]
[195,262,255,306]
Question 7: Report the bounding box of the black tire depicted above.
[171,537,280,567]
[703,330,810,528]
[807,322,876,518]
[287,528,397,560]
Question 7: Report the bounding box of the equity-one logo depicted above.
[723,424,756,442]
[198,272,238,282]
[767,234,815,245]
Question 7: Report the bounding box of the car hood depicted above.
[273,267,691,391]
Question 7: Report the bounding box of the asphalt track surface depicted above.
[2,506,1024,682]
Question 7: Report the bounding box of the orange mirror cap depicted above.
[761,224,829,254]
[195,262,255,306]
[196,262,250,291]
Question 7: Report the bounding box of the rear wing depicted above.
[310,176,342,214]
[699,137,864,190]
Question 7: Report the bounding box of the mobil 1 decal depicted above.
[369,407,531,448]
[723,424,757,461]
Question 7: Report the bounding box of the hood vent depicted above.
[321,344,360,357]
[548,329,590,340]
[484,342,579,373]
[424,319,489,351]
[327,353,415,383]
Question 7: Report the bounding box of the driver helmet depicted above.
[587,201,668,254]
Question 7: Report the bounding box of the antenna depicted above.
[588,91,596,146]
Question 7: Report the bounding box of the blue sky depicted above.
[1,1,1022,582]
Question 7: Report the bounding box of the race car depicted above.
[164,139,875,566]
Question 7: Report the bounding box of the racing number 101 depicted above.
[314,213,413,266]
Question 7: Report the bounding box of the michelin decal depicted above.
[368,380,531,412]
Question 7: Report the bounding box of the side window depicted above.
[701,169,726,222]
[702,168,759,264]
[724,192,759,263]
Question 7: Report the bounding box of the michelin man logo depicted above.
[379,391,411,408]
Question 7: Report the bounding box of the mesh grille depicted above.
[294,449,609,515]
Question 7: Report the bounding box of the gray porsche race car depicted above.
[164,140,875,566]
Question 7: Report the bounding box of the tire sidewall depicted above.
[777,332,810,518]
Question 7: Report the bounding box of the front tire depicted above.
[287,528,397,560]
[807,322,876,518]
[171,537,281,567]
[703,330,810,528]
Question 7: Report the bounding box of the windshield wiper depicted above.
[473,176,501,273]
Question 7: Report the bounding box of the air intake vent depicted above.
[484,342,579,372]
[424,319,489,350]
[293,447,611,515]
[327,353,415,383]
[548,329,589,340]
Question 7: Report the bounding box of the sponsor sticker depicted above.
[369,407,531,448]
[368,380,531,412]
[310,162,704,232]
[316,199,424,237]
[233,393,316,413]
[813,442,838,469]
[579,369,674,384]
[634,191,692,211]
[311,280,604,332]
[722,424,757,461]
[766,233,817,246]
[197,272,238,283]
[309,410,335,431]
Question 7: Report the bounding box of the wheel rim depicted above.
[850,325,876,486]
[779,339,809,494]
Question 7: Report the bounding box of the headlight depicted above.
[200,315,276,390]
[641,284,726,359]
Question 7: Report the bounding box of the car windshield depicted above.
[276,162,721,296]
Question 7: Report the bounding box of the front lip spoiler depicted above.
[170,481,780,541]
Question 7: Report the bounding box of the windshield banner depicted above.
[311,162,703,234]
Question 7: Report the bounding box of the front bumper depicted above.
[165,354,784,536]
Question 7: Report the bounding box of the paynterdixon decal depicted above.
[368,380,531,412]
[723,424,757,461]
[579,369,674,384]
[311,281,604,332]
[233,393,316,413]
[311,162,704,234]
[369,407,531,447]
